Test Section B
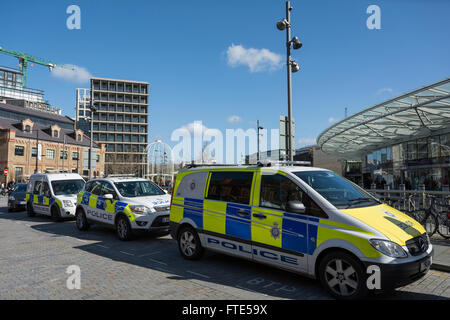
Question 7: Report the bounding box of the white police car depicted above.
[75,177,171,240]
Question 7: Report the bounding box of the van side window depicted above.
[260,174,328,218]
[33,181,42,195]
[41,182,50,197]
[206,171,253,205]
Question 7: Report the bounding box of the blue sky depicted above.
[1,0,449,158]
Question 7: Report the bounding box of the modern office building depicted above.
[318,78,450,191]
[75,88,92,134]
[89,77,149,175]
[0,66,61,115]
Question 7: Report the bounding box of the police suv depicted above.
[75,176,171,240]
[169,163,433,299]
[26,173,85,221]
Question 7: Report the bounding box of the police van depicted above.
[26,173,85,221]
[75,177,171,240]
[169,163,433,299]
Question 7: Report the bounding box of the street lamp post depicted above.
[257,120,263,162]
[88,88,97,180]
[277,1,302,161]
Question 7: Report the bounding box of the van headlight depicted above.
[63,200,74,207]
[129,205,151,215]
[369,239,408,258]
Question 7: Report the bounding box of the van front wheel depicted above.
[318,251,368,300]
[177,226,204,260]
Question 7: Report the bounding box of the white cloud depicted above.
[181,121,209,135]
[297,137,317,147]
[227,115,243,123]
[226,44,282,73]
[51,64,92,83]
[376,87,394,95]
[328,117,339,124]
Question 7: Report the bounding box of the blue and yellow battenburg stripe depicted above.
[170,168,381,259]
[26,193,57,207]
[171,196,380,258]
[77,191,136,221]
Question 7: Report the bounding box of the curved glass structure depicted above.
[318,78,450,190]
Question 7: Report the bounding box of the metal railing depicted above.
[366,187,450,212]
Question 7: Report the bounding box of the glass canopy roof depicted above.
[317,78,450,159]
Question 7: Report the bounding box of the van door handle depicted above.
[237,210,250,217]
[253,213,267,219]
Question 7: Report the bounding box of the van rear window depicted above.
[206,171,253,205]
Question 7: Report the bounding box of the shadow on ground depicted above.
[0,208,448,300]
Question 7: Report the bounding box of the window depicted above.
[25,125,31,132]
[77,134,82,142]
[261,173,327,218]
[60,151,68,160]
[15,167,23,182]
[41,182,50,197]
[53,130,59,138]
[206,171,253,205]
[295,170,377,212]
[15,146,24,156]
[101,182,118,199]
[51,180,85,196]
[31,147,38,158]
[46,149,55,159]
[33,181,42,194]
[72,152,79,160]
[114,181,164,198]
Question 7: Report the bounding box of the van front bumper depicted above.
[363,249,434,290]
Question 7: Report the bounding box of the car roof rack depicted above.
[105,174,137,178]
[183,163,241,169]
[257,160,311,167]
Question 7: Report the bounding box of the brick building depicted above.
[0,102,105,183]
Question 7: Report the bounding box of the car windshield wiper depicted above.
[345,197,379,208]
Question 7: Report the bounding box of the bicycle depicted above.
[436,197,450,239]
[408,195,440,237]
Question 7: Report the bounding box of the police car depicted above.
[26,173,85,221]
[75,176,171,240]
[169,163,433,299]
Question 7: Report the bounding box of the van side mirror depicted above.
[287,200,306,214]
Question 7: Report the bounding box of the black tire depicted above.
[75,208,90,231]
[116,215,133,241]
[177,226,204,260]
[26,202,36,217]
[318,251,368,300]
[51,205,62,222]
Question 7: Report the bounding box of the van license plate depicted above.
[420,257,431,272]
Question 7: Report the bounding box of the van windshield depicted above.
[51,179,85,196]
[114,181,165,198]
[294,171,380,209]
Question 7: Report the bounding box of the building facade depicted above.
[0,66,61,115]
[0,102,105,183]
[89,77,149,175]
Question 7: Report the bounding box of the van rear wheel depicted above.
[177,226,204,260]
[318,251,367,300]
[27,202,36,217]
